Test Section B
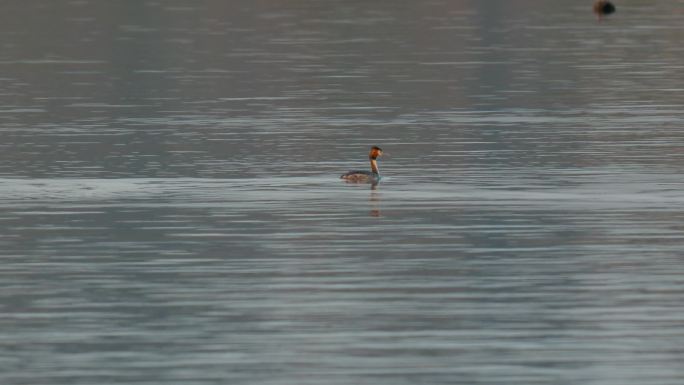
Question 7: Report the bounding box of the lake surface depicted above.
[1,1,684,384]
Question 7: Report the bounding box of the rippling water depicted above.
[1,0,684,384]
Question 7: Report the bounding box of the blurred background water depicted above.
[1,0,684,384]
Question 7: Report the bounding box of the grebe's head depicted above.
[593,0,616,15]
[369,146,383,160]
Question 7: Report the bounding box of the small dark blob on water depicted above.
[593,1,616,16]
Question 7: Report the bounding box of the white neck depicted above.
[370,158,379,174]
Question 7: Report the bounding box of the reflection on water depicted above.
[369,186,381,217]
[1,0,684,384]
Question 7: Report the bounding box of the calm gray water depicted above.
[1,1,684,384]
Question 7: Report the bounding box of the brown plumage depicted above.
[593,1,616,16]
[340,146,384,184]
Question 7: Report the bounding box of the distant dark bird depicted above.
[593,1,616,16]
[340,146,384,184]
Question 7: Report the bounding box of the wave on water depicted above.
[1,174,683,212]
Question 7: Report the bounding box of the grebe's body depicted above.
[341,146,383,184]
[341,169,380,183]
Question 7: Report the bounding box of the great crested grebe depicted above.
[340,146,383,183]
[593,0,616,17]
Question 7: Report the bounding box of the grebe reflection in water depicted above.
[340,146,384,184]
